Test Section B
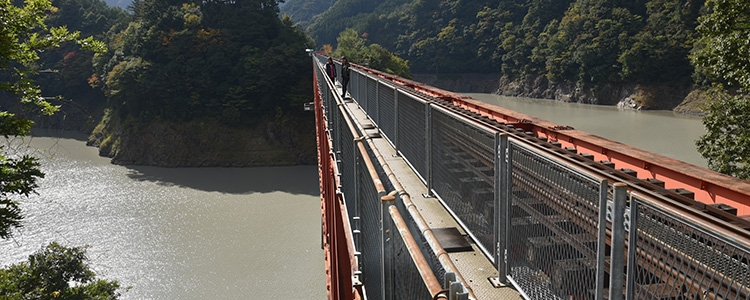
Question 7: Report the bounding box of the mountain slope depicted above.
[279,0,337,28]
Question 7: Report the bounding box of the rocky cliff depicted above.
[87,110,317,167]
[416,73,703,114]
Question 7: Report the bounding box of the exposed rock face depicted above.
[88,111,316,167]
[415,73,697,113]
[673,89,710,116]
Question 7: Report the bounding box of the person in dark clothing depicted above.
[341,56,351,98]
[325,57,336,81]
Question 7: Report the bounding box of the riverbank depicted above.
[86,110,317,167]
[414,73,710,116]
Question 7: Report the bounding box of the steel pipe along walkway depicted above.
[312,54,750,300]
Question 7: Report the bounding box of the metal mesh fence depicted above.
[314,55,750,300]
[378,84,396,139]
[431,108,497,258]
[390,205,437,300]
[339,109,357,221]
[397,93,428,178]
[630,199,750,300]
[367,77,378,122]
[358,72,367,108]
[507,141,602,300]
[352,70,360,101]
[357,149,383,300]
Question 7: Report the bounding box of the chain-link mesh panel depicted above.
[339,109,357,219]
[314,65,329,126]
[508,141,602,300]
[358,149,383,300]
[630,200,750,300]
[352,71,360,101]
[378,84,396,139]
[358,72,367,108]
[431,108,496,258]
[390,206,437,300]
[366,77,378,122]
[397,94,427,178]
[336,61,341,84]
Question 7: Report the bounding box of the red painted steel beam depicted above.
[314,61,358,300]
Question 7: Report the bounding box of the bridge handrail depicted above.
[330,66,480,298]
[316,57,466,299]
[341,54,750,229]
[343,57,750,218]
[313,65,361,300]
[327,53,750,299]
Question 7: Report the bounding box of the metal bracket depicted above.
[488,277,507,288]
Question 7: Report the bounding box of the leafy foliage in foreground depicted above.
[0,242,122,299]
[693,0,750,180]
[1,0,105,238]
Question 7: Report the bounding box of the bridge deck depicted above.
[337,83,522,299]
[317,54,750,300]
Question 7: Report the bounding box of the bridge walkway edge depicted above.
[334,82,523,299]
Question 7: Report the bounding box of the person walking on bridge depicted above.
[325,57,336,82]
[341,57,351,98]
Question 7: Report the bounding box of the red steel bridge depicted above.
[312,53,750,300]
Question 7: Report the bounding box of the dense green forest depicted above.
[1,0,318,166]
[278,0,335,28]
[290,0,705,107]
[94,0,313,125]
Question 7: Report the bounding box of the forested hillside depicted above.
[298,0,704,108]
[278,0,336,28]
[2,0,317,166]
[86,0,316,166]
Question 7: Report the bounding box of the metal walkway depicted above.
[313,54,750,300]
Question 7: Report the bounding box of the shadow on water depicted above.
[27,129,322,196]
[31,128,89,141]
[125,165,321,196]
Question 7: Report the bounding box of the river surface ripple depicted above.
[466,93,707,168]
[0,131,326,299]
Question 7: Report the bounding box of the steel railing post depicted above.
[381,192,395,300]
[449,281,469,300]
[354,143,360,249]
[609,183,628,300]
[444,272,457,290]
[394,88,399,154]
[425,103,433,196]
[625,198,639,300]
[595,180,609,300]
[495,133,509,283]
